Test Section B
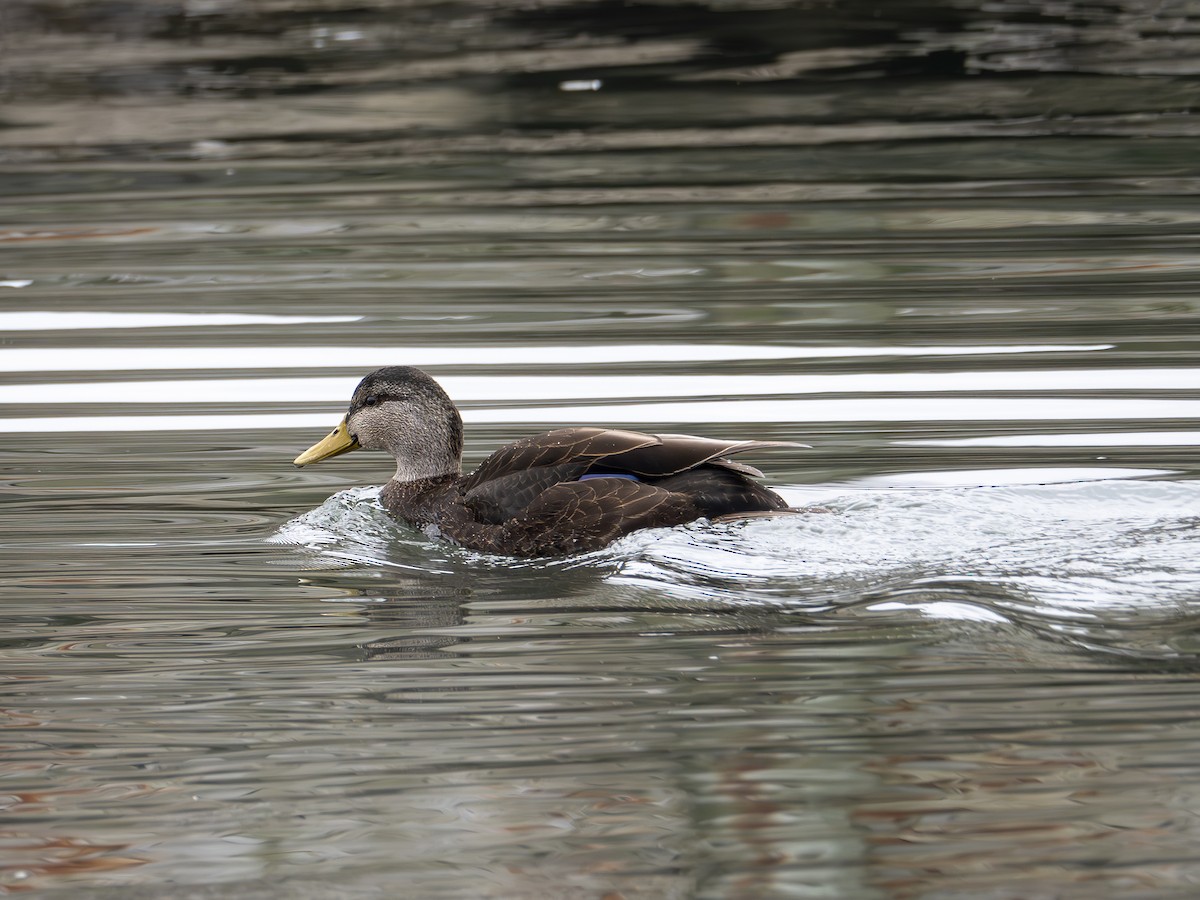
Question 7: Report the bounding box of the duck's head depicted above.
[294,366,463,481]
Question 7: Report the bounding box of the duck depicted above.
[294,366,808,557]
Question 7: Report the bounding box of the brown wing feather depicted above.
[709,459,765,478]
[460,427,660,492]
[503,478,700,556]
[599,434,809,477]
[461,462,587,524]
[652,466,790,518]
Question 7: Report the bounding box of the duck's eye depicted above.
[364,395,379,407]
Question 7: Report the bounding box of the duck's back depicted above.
[418,427,800,556]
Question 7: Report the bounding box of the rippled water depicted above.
[3,1,1200,897]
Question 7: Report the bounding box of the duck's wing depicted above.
[502,478,700,557]
[458,428,808,528]
[601,433,809,477]
[464,429,807,487]
[652,465,791,517]
[460,462,587,525]
[459,428,660,491]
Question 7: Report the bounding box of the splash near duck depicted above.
[295,367,807,557]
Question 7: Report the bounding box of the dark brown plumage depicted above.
[294,366,807,558]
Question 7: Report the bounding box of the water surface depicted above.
[3,2,1200,897]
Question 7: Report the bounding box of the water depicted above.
[3,1,1200,896]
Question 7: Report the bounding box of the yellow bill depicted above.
[294,417,360,466]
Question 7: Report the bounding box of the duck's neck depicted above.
[393,455,460,484]
[381,472,459,525]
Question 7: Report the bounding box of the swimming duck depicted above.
[294,366,807,557]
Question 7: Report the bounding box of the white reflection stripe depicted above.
[0,368,1195,405]
[0,343,1111,373]
[0,313,362,330]
[900,431,1200,447]
[4,397,1200,433]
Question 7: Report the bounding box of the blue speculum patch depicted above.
[579,473,641,482]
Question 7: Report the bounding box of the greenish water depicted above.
[3,2,1200,897]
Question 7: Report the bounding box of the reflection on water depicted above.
[3,0,1200,897]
